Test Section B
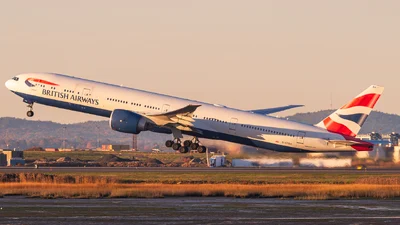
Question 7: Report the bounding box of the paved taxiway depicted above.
[1,167,400,173]
[1,197,400,225]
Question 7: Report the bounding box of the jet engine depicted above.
[110,109,152,134]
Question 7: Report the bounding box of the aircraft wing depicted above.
[146,104,201,132]
[248,105,304,115]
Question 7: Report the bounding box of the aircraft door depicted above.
[229,118,238,134]
[75,85,93,97]
[297,131,306,144]
[28,84,38,93]
[161,104,170,113]
[73,85,94,110]
[82,88,92,97]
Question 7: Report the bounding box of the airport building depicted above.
[357,132,400,146]
[101,144,130,151]
[355,132,400,162]
[0,149,25,166]
[0,153,6,166]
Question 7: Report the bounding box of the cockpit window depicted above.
[12,77,19,81]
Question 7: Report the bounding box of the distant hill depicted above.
[0,110,399,150]
[286,110,400,134]
[0,117,169,150]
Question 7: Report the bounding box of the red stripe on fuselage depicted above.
[27,78,59,86]
[341,93,381,109]
[323,117,356,137]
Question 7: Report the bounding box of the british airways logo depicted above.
[25,80,35,87]
[25,78,59,87]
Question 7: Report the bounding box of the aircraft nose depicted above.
[5,79,12,90]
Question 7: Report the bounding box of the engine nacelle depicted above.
[110,109,151,134]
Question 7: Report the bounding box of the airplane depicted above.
[5,73,384,153]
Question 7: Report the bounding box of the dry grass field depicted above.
[1,183,399,200]
[1,172,400,199]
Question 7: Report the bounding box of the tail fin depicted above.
[316,85,384,137]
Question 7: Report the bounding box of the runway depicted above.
[1,166,400,173]
[1,197,400,225]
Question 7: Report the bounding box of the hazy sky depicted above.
[1,1,399,123]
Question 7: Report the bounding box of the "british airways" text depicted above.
[42,90,99,105]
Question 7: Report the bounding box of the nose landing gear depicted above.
[26,103,34,117]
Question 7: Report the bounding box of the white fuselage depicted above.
[5,73,356,152]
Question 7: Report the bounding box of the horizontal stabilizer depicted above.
[327,140,362,146]
[327,139,374,151]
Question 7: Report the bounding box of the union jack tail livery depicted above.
[316,85,384,137]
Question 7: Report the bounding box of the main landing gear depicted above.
[165,137,207,154]
[165,139,182,151]
[26,103,34,117]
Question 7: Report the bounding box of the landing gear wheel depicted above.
[165,140,174,148]
[26,103,34,117]
[183,140,192,147]
[172,143,181,151]
[27,111,34,117]
[197,146,207,153]
[179,146,189,153]
[190,143,199,150]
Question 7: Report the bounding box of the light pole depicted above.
[5,130,9,149]
[62,126,67,149]
[96,125,100,150]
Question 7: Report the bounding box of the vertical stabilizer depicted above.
[315,85,384,137]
